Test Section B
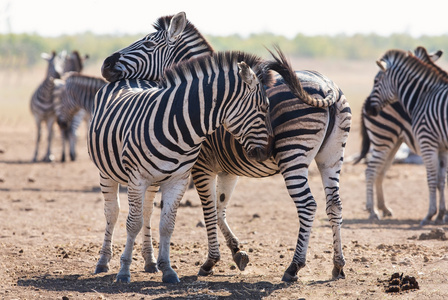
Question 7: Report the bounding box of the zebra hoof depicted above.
[116,274,131,283]
[162,271,180,283]
[332,266,346,280]
[368,212,380,221]
[198,267,213,276]
[233,251,249,271]
[420,218,432,226]
[281,271,298,282]
[144,262,159,273]
[382,208,393,218]
[94,264,109,274]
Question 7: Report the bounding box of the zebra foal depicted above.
[88,51,276,283]
[101,12,350,282]
[365,47,448,225]
[355,47,443,220]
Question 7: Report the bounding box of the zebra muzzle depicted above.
[247,136,273,162]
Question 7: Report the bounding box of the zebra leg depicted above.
[157,178,189,283]
[68,127,77,161]
[435,152,448,223]
[141,185,159,273]
[95,173,120,274]
[215,173,248,271]
[420,149,439,225]
[369,141,402,219]
[116,180,147,283]
[281,169,317,282]
[32,118,42,162]
[192,165,220,276]
[60,128,68,163]
[43,116,55,162]
[316,162,346,280]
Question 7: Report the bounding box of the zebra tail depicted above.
[353,112,370,165]
[264,45,336,108]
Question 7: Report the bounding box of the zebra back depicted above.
[56,74,107,130]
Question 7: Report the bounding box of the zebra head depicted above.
[364,50,407,116]
[101,12,213,82]
[42,51,65,80]
[365,47,443,116]
[223,58,274,162]
[63,50,89,74]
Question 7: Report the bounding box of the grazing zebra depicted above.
[355,47,443,220]
[88,51,282,283]
[101,12,350,282]
[365,47,448,225]
[56,74,107,162]
[30,51,66,162]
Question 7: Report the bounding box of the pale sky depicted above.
[1,0,447,38]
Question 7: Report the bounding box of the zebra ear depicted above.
[429,50,443,62]
[238,61,257,88]
[376,60,387,72]
[41,52,54,61]
[168,12,187,42]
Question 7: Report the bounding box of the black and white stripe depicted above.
[88,51,278,283]
[30,50,86,162]
[355,47,443,220]
[100,12,351,282]
[56,74,106,161]
[30,51,65,162]
[365,46,448,225]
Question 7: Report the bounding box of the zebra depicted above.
[30,51,66,162]
[355,47,443,220]
[87,50,289,283]
[30,50,86,162]
[100,12,350,282]
[364,47,448,225]
[56,73,107,162]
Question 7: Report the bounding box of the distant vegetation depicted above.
[2,32,448,68]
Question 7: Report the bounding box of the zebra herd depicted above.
[28,11,448,283]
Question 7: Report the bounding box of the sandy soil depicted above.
[1,112,448,300]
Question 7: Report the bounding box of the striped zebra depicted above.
[364,47,448,225]
[30,51,66,162]
[100,12,350,282]
[355,47,443,220]
[88,50,286,283]
[30,50,85,162]
[56,74,106,162]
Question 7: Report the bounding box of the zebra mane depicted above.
[382,48,448,82]
[153,14,214,52]
[159,51,274,88]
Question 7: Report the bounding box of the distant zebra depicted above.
[355,47,443,220]
[30,51,66,162]
[365,47,448,225]
[88,51,283,283]
[30,50,85,162]
[56,74,106,161]
[100,12,350,282]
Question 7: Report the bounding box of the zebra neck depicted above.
[397,69,436,115]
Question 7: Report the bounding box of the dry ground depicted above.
[1,60,448,299]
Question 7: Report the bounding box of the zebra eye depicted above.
[142,41,155,48]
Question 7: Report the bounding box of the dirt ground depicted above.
[1,110,448,299]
